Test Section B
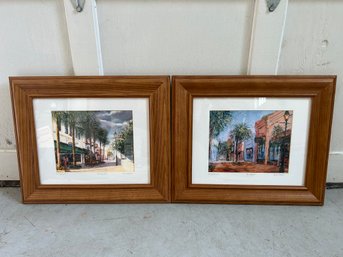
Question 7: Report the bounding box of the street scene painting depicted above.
[209,110,293,173]
[51,110,134,173]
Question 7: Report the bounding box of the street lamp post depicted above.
[279,111,290,173]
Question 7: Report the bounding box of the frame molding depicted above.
[10,76,170,203]
[172,76,336,205]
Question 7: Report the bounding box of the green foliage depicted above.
[231,122,252,162]
[98,127,109,146]
[272,124,284,142]
[209,111,232,138]
[52,111,65,121]
[231,123,252,142]
[53,111,110,155]
[114,137,125,154]
[52,111,67,130]
[113,121,134,158]
[51,111,66,168]
[121,121,133,142]
[218,141,229,159]
[254,136,265,144]
[77,111,101,141]
[64,111,78,128]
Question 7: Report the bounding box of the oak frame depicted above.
[172,76,336,205]
[10,76,170,203]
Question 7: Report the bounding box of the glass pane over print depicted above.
[33,98,150,185]
[209,110,293,174]
[192,97,311,186]
[51,111,134,173]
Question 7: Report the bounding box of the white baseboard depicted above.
[327,153,343,182]
[0,151,342,182]
[0,151,19,180]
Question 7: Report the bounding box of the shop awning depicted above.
[54,141,88,154]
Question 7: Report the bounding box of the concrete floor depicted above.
[0,188,342,257]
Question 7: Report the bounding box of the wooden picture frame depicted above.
[172,76,336,205]
[10,76,170,203]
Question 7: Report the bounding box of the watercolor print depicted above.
[209,110,293,173]
[51,110,134,173]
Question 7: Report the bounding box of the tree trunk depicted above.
[235,138,238,162]
[86,137,90,165]
[92,136,94,153]
[99,142,102,162]
[93,132,96,153]
[56,118,61,169]
[103,145,105,161]
[72,127,76,166]
[209,128,213,160]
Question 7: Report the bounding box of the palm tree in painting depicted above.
[209,111,232,160]
[97,127,109,162]
[63,111,85,166]
[79,112,95,150]
[102,138,109,161]
[76,111,96,164]
[51,111,65,169]
[83,112,94,152]
[231,123,252,162]
[91,119,101,155]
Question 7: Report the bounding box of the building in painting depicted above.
[254,111,292,169]
[226,136,235,161]
[52,121,107,166]
[244,136,255,162]
[226,137,245,162]
[226,135,255,162]
[236,141,245,162]
[52,121,87,166]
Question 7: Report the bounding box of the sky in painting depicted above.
[96,111,133,141]
[216,110,274,142]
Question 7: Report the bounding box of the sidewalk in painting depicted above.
[63,157,134,173]
[210,162,285,173]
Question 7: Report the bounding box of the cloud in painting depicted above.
[96,111,133,140]
[96,111,132,123]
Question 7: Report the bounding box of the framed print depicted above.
[172,76,336,205]
[10,76,170,203]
